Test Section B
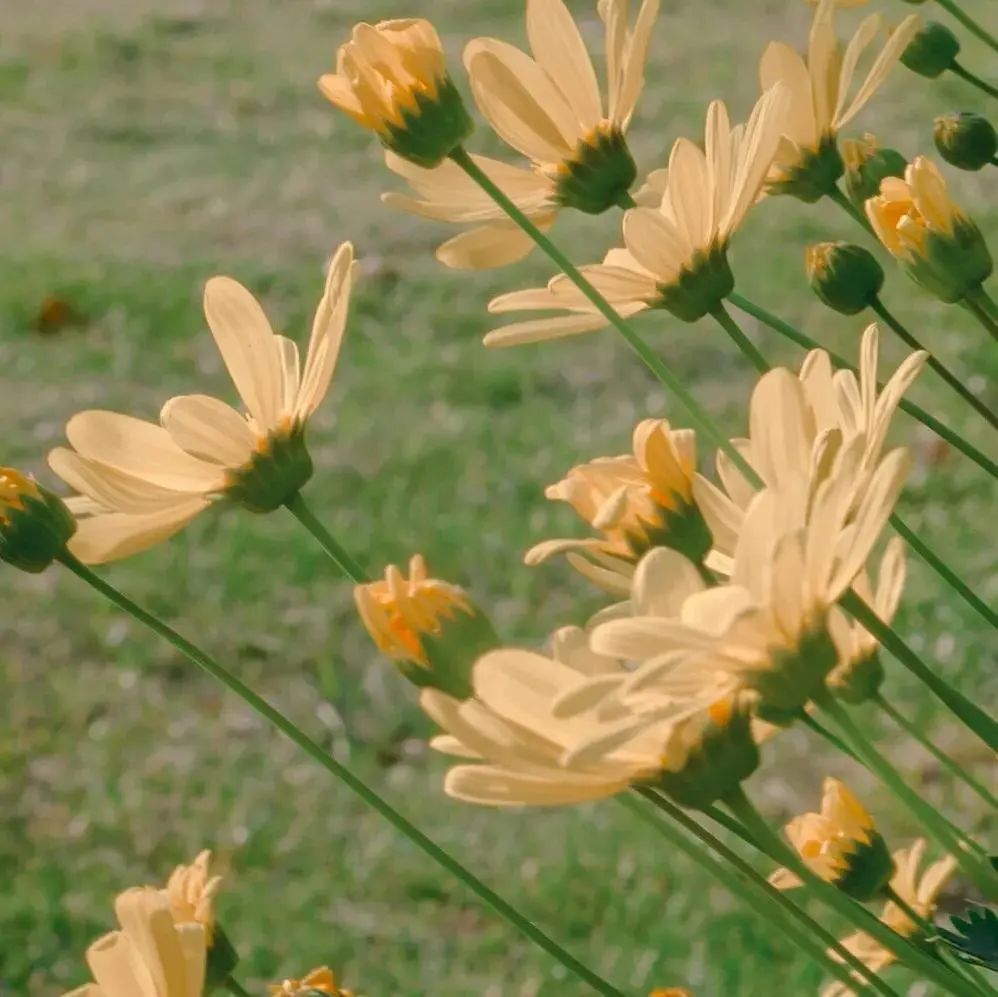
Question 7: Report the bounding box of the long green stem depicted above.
[224,979,252,997]
[727,292,998,478]
[950,61,998,100]
[448,144,761,488]
[817,692,998,900]
[828,185,875,235]
[841,590,998,752]
[711,303,769,374]
[285,491,369,583]
[870,297,998,431]
[629,790,900,996]
[56,553,623,996]
[723,787,981,997]
[963,286,998,342]
[876,695,998,813]
[936,0,998,52]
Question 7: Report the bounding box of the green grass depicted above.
[2,0,996,993]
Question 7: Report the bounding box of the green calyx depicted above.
[902,217,993,304]
[754,626,839,726]
[384,74,474,169]
[204,924,239,992]
[634,496,714,565]
[845,146,907,209]
[827,651,886,705]
[225,430,314,513]
[835,831,895,902]
[806,242,885,316]
[901,22,959,79]
[934,112,998,173]
[0,483,77,573]
[656,245,735,323]
[768,136,844,203]
[553,126,638,215]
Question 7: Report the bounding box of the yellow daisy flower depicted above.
[270,966,353,996]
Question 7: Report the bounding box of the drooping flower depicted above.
[866,156,993,303]
[63,887,206,997]
[318,20,472,168]
[525,420,710,592]
[269,966,353,997]
[822,840,957,997]
[163,851,223,946]
[0,466,77,573]
[759,0,919,200]
[769,778,894,900]
[483,87,789,346]
[49,245,356,564]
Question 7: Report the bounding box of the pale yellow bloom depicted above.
[270,966,353,996]
[822,840,957,997]
[63,887,206,997]
[759,0,919,189]
[48,245,356,564]
[163,851,223,946]
[483,86,790,346]
[526,420,708,592]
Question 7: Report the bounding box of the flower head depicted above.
[806,241,885,315]
[270,966,353,997]
[63,887,206,997]
[526,420,710,591]
[770,778,894,900]
[484,87,789,345]
[934,111,998,173]
[0,466,77,573]
[49,245,356,564]
[841,133,907,208]
[759,0,919,200]
[319,20,472,168]
[866,156,993,302]
[163,851,223,946]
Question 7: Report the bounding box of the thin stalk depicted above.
[56,553,623,996]
[448,144,762,488]
[870,297,998,431]
[800,711,859,761]
[935,0,998,53]
[817,692,998,900]
[630,790,900,996]
[828,185,875,236]
[710,303,770,374]
[950,62,998,100]
[285,491,369,583]
[224,980,252,997]
[841,590,998,752]
[963,286,998,342]
[727,292,998,478]
[723,786,981,997]
[876,694,998,813]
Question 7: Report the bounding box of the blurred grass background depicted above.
[2,0,996,993]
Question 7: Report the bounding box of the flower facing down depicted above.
[49,245,356,564]
[270,966,353,997]
[164,851,223,946]
[0,466,76,573]
[866,156,993,302]
[63,887,206,997]
[759,0,919,200]
[822,839,957,997]
[770,778,894,900]
[525,420,711,593]
[354,555,498,699]
[319,20,472,168]
[484,87,789,346]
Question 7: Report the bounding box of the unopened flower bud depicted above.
[842,134,908,209]
[806,242,885,315]
[901,22,959,79]
[0,468,76,573]
[934,112,997,172]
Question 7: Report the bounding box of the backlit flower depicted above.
[866,156,993,302]
[63,887,206,997]
[270,966,353,997]
[484,87,789,345]
[163,851,223,946]
[525,420,710,591]
[319,20,472,168]
[49,245,356,564]
[822,839,957,997]
[0,466,76,573]
[770,778,894,900]
[759,0,919,200]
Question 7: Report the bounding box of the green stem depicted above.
[962,286,998,342]
[727,292,998,479]
[828,184,875,236]
[630,790,900,996]
[936,0,998,53]
[448,144,762,488]
[56,553,623,997]
[950,62,998,100]
[800,711,858,761]
[876,695,998,814]
[224,979,252,997]
[817,692,998,900]
[723,786,981,997]
[841,590,998,752]
[710,303,770,374]
[870,297,998,431]
[285,491,369,583]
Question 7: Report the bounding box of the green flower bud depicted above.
[0,468,76,573]
[842,135,908,209]
[553,126,638,215]
[806,242,885,315]
[901,22,960,79]
[934,112,998,172]
[658,245,735,323]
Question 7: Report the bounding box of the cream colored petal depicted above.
[874,537,906,622]
[560,714,654,767]
[526,0,602,128]
[808,0,842,137]
[831,12,882,125]
[680,586,758,637]
[86,931,152,997]
[550,625,622,675]
[565,551,635,595]
[523,536,610,565]
[175,923,207,997]
[622,206,689,281]
[202,276,283,432]
[483,312,614,348]
[62,987,104,997]
[666,137,714,249]
[464,39,578,162]
[160,395,256,467]
[614,0,660,128]
[748,368,813,487]
[436,220,544,270]
[759,42,818,150]
[704,100,733,235]
[798,348,839,433]
[550,674,626,718]
[632,547,706,616]
[429,733,483,759]
[692,474,742,556]
[113,888,188,997]
[444,764,622,807]
[473,650,580,732]
[590,616,715,659]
